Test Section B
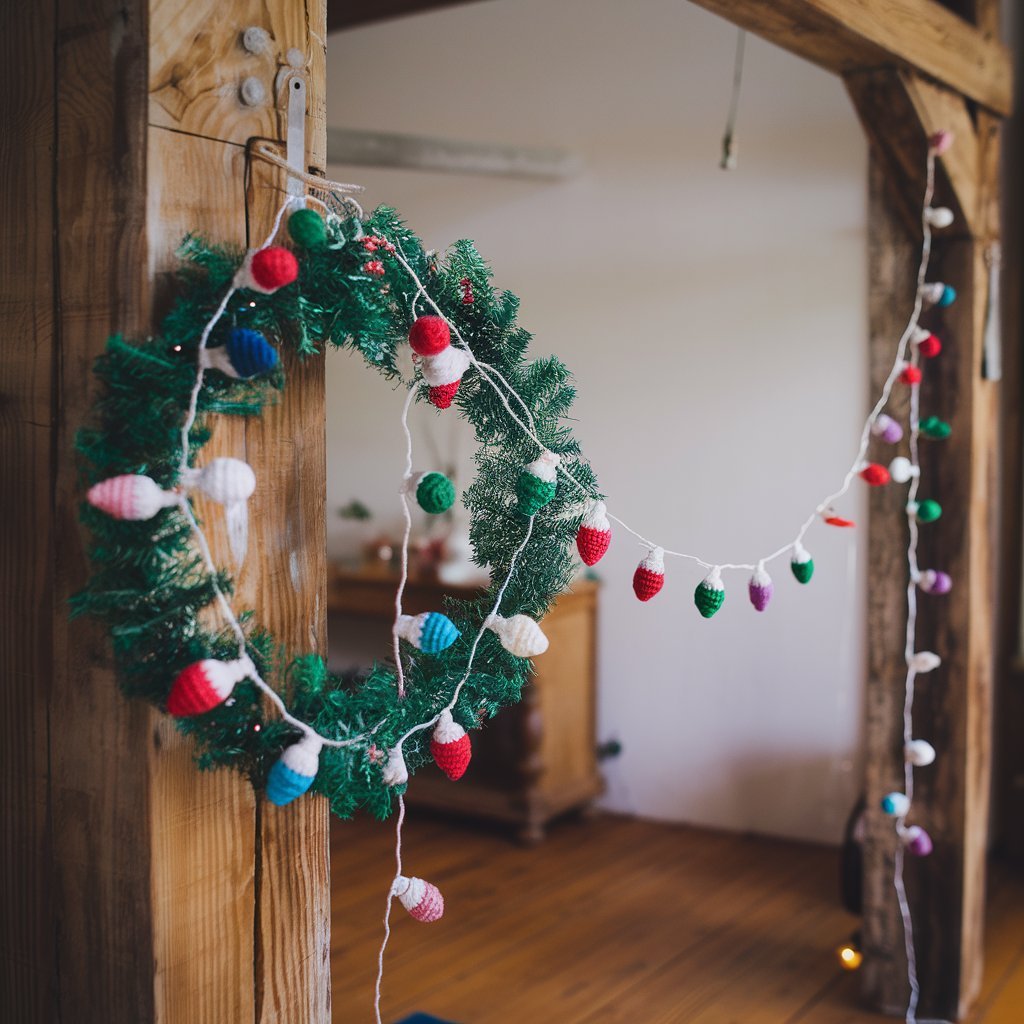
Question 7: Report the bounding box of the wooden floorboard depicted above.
[330,812,1024,1023]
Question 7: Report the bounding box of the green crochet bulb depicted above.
[415,472,456,514]
[694,572,726,618]
[288,208,327,249]
[791,556,814,584]
[915,499,943,523]
[516,471,556,517]
[920,416,951,440]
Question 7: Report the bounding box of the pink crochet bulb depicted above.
[919,569,952,595]
[904,826,934,857]
[88,474,179,520]
[872,414,903,445]
[929,130,954,156]
[395,876,444,922]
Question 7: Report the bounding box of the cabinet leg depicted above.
[517,819,546,845]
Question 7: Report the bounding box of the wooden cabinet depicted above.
[327,565,603,842]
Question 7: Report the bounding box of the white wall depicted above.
[325,0,869,844]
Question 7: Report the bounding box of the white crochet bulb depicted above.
[382,746,408,787]
[419,345,471,387]
[485,613,549,657]
[925,206,954,229]
[183,458,257,567]
[905,739,936,767]
[909,651,941,673]
[888,457,919,484]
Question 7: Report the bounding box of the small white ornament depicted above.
[183,458,257,568]
[382,746,408,787]
[909,651,941,673]
[904,739,936,767]
[523,450,560,483]
[925,206,955,229]
[888,456,920,484]
[418,346,471,387]
[485,613,549,657]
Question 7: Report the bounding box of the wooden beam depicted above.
[148,2,332,1021]
[845,69,980,239]
[3,2,331,1020]
[327,127,582,179]
[688,0,1012,116]
[1,1,62,1017]
[861,114,1000,1018]
[327,0,483,33]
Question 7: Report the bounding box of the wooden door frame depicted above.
[332,0,1013,1018]
[1,0,1011,1021]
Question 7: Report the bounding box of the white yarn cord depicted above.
[387,209,936,575]
[173,194,362,751]
[890,144,941,1024]
[392,385,417,697]
[374,793,406,1024]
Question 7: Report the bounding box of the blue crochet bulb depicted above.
[395,612,460,654]
[266,733,322,806]
[938,284,957,308]
[226,328,279,377]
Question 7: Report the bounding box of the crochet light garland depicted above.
[75,129,958,1024]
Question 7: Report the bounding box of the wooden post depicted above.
[855,89,1001,1021]
[2,2,330,1021]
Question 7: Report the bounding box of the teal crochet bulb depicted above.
[266,759,316,805]
[416,472,456,514]
[288,208,327,249]
[265,735,321,806]
[395,612,460,654]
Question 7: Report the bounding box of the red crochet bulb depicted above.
[578,528,611,566]
[167,658,250,717]
[633,548,665,602]
[409,315,451,356]
[430,710,472,780]
[250,247,298,291]
[428,381,461,409]
[917,334,942,358]
[576,500,612,566]
[860,463,891,486]
[899,365,923,385]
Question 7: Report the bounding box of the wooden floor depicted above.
[331,812,1024,1023]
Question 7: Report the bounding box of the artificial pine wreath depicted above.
[74,204,597,821]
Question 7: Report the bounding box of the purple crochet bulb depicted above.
[904,826,933,857]
[919,569,952,595]
[748,563,773,612]
[872,413,904,444]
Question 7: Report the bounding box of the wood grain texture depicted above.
[147,129,259,1024]
[687,0,1012,116]
[150,0,326,158]
[0,2,58,1019]
[48,2,161,1021]
[331,813,1024,1024]
[148,0,331,1018]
